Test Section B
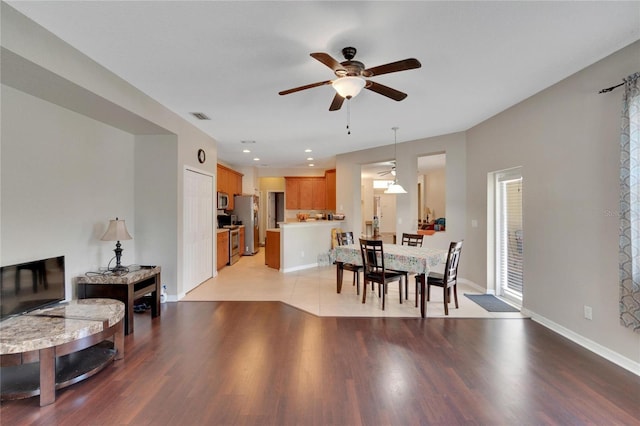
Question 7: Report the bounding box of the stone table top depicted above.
[0,298,124,355]
[76,266,161,284]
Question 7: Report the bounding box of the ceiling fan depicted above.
[378,161,396,177]
[279,47,421,111]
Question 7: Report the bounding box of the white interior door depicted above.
[183,169,213,294]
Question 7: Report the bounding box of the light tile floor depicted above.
[183,250,526,319]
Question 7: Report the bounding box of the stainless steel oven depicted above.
[229,227,240,265]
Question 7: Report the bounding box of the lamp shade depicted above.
[101,218,132,241]
[384,180,407,194]
[332,76,366,99]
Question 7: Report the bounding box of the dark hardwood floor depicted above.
[2,301,639,425]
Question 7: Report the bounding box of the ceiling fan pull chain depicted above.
[346,98,351,135]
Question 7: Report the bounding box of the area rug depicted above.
[464,294,520,312]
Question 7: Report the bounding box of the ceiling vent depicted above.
[190,112,211,120]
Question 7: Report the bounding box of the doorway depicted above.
[267,191,284,229]
[494,168,523,306]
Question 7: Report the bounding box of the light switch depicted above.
[471,219,478,228]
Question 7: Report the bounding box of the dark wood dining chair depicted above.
[415,241,463,315]
[359,238,405,310]
[401,233,424,247]
[337,232,363,294]
[392,233,424,300]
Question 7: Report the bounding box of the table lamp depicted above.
[101,217,133,274]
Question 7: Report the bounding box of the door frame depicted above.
[488,166,523,306]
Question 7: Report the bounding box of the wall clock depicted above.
[197,149,206,164]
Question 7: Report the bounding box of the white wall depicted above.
[1,3,218,300]
[1,85,135,299]
[134,135,178,295]
[424,168,446,221]
[465,40,640,367]
[362,178,374,234]
[280,222,343,272]
[336,132,467,255]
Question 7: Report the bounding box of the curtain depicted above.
[620,72,640,332]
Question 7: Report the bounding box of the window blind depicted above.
[499,178,523,296]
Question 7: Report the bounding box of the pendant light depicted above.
[385,127,407,194]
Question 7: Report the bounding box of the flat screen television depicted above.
[0,256,66,320]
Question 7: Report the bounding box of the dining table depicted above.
[334,243,448,317]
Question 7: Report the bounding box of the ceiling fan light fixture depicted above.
[332,76,366,99]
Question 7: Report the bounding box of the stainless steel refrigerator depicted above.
[233,195,259,255]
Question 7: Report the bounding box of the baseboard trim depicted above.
[528,310,640,376]
[457,278,639,376]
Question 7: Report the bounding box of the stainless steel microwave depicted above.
[217,192,229,210]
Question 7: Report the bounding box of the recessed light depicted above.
[243,149,251,153]
[305,149,312,153]
[308,163,315,167]
[253,157,260,161]
[307,157,314,161]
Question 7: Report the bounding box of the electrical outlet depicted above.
[584,305,593,320]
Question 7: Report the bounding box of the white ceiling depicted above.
[7,1,639,171]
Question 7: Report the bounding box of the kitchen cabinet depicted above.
[285,177,326,210]
[325,169,336,211]
[312,178,326,210]
[217,230,229,270]
[299,178,314,209]
[239,226,245,255]
[265,229,280,270]
[217,164,243,210]
[285,178,300,210]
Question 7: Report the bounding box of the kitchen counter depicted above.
[277,220,345,272]
[279,219,345,226]
[216,228,229,234]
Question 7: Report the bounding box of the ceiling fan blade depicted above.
[364,58,421,77]
[329,93,345,111]
[310,52,343,72]
[378,170,391,176]
[279,80,332,96]
[365,81,408,101]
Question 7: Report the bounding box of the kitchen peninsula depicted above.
[277,220,345,272]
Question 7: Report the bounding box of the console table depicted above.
[0,298,124,406]
[77,266,161,335]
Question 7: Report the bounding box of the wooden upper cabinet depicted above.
[311,178,326,210]
[232,174,242,197]
[285,176,326,210]
[217,164,243,210]
[285,178,300,210]
[216,166,227,193]
[299,178,314,210]
[324,169,336,211]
